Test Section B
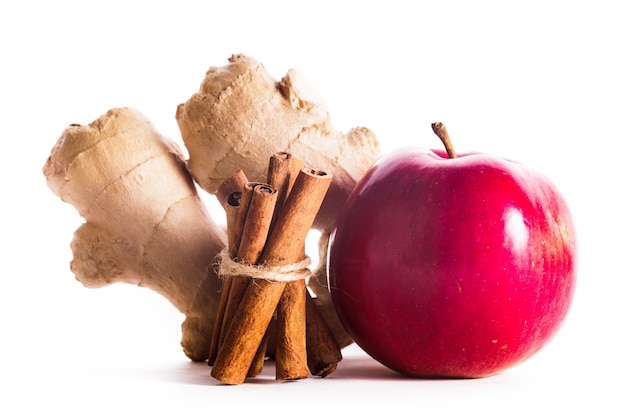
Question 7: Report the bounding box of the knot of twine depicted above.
[216,248,311,283]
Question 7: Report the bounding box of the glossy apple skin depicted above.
[328,147,577,378]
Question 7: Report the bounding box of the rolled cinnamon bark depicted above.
[211,168,331,385]
[207,190,242,366]
[276,279,308,379]
[208,181,276,366]
[208,174,248,366]
[216,169,248,208]
[305,291,342,377]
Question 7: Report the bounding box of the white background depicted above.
[1,1,623,415]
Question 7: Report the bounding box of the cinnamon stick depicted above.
[215,183,277,366]
[276,278,308,379]
[262,169,330,265]
[237,183,277,263]
[249,153,302,377]
[236,183,277,377]
[269,169,331,380]
[267,152,292,209]
[211,168,332,384]
[267,152,304,225]
[208,181,275,366]
[230,181,257,258]
[223,192,243,256]
[246,332,269,377]
[208,170,248,366]
[213,154,297,374]
[211,281,286,384]
[207,191,242,365]
[267,153,311,379]
[267,152,308,379]
[216,169,248,208]
[305,291,342,376]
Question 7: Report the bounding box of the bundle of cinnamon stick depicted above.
[209,152,342,385]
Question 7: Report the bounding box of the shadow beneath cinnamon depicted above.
[148,353,433,385]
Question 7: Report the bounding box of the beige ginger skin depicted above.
[176,54,380,233]
[44,55,381,360]
[43,108,227,361]
[177,55,380,343]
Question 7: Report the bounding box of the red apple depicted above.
[328,123,576,378]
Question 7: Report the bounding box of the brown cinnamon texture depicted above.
[276,279,308,379]
[305,291,342,376]
[267,152,308,378]
[260,169,331,265]
[216,169,248,208]
[208,177,247,365]
[238,184,277,263]
[211,281,285,384]
[267,152,304,226]
[208,181,276,366]
[236,183,277,377]
[210,168,332,384]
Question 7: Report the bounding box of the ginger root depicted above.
[176,55,381,348]
[176,54,381,233]
[45,56,381,361]
[43,107,226,361]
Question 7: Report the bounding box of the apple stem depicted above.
[431,122,457,159]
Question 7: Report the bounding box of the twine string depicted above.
[216,248,311,283]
